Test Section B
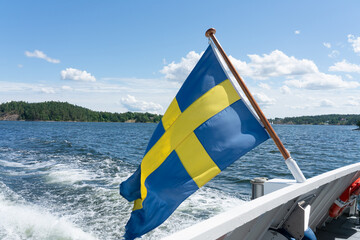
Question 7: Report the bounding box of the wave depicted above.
[0,182,96,240]
[46,164,95,185]
[0,159,54,169]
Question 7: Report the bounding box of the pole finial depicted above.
[205,28,216,38]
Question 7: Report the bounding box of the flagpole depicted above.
[205,28,306,182]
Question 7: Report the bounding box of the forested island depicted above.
[0,101,162,123]
[1,101,360,126]
[270,114,360,126]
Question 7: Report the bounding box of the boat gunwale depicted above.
[163,162,360,240]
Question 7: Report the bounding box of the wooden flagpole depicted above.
[205,28,290,160]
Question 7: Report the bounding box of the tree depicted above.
[0,101,162,123]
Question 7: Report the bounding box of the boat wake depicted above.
[0,182,96,240]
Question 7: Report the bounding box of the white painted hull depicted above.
[163,162,360,240]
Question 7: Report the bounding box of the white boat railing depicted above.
[163,162,360,240]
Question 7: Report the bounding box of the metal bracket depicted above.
[275,194,315,230]
[283,201,312,240]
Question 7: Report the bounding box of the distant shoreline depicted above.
[0,101,162,123]
[0,119,156,123]
[1,119,359,126]
[270,114,360,126]
[271,123,359,126]
[1,101,360,126]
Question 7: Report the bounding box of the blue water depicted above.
[0,121,359,239]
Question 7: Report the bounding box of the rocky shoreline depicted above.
[0,114,19,121]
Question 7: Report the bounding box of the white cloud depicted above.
[227,56,252,77]
[348,34,360,53]
[25,50,60,63]
[160,51,202,82]
[280,85,291,94]
[164,49,359,92]
[18,64,23,68]
[258,83,271,90]
[319,99,335,107]
[229,50,318,80]
[346,74,353,79]
[329,60,360,73]
[161,49,320,82]
[328,50,339,58]
[294,30,300,35]
[120,95,163,113]
[40,87,56,94]
[0,81,39,92]
[61,68,96,82]
[285,72,360,90]
[289,105,311,110]
[0,79,176,115]
[347,96,360,106]
[323,42,331,48]
[253,92,275,107]
[0,82,57,94]
[158,49,360,118]
[61,86,73,91]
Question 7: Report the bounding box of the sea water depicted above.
[0,121,359,239]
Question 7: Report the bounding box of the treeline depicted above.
[270,114,360,126]
[0,101,162,123]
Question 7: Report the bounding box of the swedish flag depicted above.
[120,44,269,239]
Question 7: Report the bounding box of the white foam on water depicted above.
[109,169,135,188]
[1,148,245,240]
[0,182,26,204]
[0,185,96,240]
[0,157,55,170]
[108,165,245,239]
[46,164,95,185]
[0,158,56,177]
[68,187,130,239]
[0,159,26,168]
[140,187,246,239]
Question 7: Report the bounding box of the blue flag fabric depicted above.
[120,45,270,239]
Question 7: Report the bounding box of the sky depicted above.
[1,0,360,118]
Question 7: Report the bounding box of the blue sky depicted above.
[1,1,360,118]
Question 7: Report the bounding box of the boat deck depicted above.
[316,214,360,240]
